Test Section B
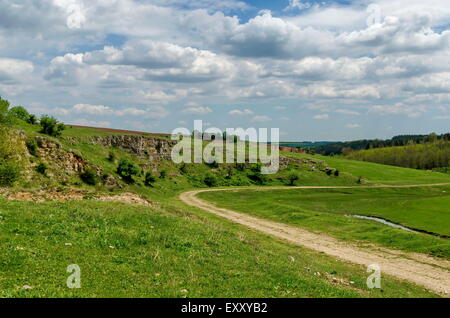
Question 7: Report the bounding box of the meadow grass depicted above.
[0,198,437,298]
[199,186,450,259]
[2,122,449,297]
[283,152,450,185]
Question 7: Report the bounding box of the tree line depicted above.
[345,139,450,170]
[307,133,450,155]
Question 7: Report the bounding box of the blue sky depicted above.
[1,0,450,141]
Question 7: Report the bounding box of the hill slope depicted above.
[1,119,450,297]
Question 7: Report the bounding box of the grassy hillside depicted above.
[0,197,437,298]
[283,152,450,185]
[1,112,449,297]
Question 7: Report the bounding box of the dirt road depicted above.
[180,184,450,296]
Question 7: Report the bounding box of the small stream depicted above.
[350,215,417,233]
[349,215,449,239]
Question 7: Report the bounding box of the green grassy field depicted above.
[0,198,437,298]
[2,120,450,297]
[284,152,450,185]
[199,186,450,259]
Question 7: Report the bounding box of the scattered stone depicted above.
[64,243,72,246]
[22,285,32,290]
[180,289,189,294]
[288,256,295,262]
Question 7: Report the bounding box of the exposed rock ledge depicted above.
[0,188,152,206]
[90,135,177,161]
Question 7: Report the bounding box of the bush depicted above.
[206,160,219,169]
[334,170,340,177]
[39,115,65,137]
[159,169,167,179]
[107,151,116,163]
[179,163,188,174]
[27,114,37,125]
[287,172,299,186]
[144,171,157,187]
[26,138,38,156]
[204,173,218,187]
[117,158,141,183]
[9,106,30,122]
[0,97,10,123]
[0,160,21,186]
[248,163,269,185]
[36,162,48,175]
[80,168,98,185]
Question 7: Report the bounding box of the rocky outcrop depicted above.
[279,155,337,174]
[90,135,177,161]
[35,136,89,175]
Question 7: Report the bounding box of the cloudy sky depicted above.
[1,0,450,141]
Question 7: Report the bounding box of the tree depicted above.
[40,115,65,137]
[9,106,30,122]
[0,160,21,186]
[0,97,10,122]
[204,173,218,187]
[116,158,141,183]
[144,171,157,187]
[80,168,98,185]
[36,163,48,175]
[287,172,299,186]
[27,114,37,125]
[107,151,116,163]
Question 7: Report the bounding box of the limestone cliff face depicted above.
[90,135,177,161]
[35,136,94,175]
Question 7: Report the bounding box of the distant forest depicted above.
[300,133,450,156]
[345,139,450,170]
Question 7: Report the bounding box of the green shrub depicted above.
[117,158,141,183]
[80,168,98,185]
[40,115,65,137]
[9,106,30,122]
[144,171,157,187]
[26,138,38,156]
[287,172,299,186]
[107,151,116,163]
[0,97,10,123]
[204,173,218,187]
[206,160,219,169]
[0,160,21,186]
[159,169,167,179]
[248,163,269,185]
[179,163,188,174]
[0,127,24,162]
[27,114,37,125]
[36,162,48,175]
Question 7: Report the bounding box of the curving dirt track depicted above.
[180,184,450,296]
